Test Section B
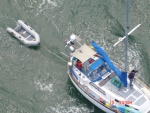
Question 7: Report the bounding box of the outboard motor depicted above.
[64,34,77,53]
[65,34,77,47]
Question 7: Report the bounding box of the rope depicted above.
[41,44,67,63]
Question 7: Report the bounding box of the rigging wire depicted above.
[125,0,129,72]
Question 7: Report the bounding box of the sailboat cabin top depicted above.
[70,44,113,83]
[71,44,97,63]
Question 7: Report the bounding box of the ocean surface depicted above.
[0,0,150,113]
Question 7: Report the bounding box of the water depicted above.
[0,0,150,113]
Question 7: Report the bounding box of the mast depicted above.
[125,0,129,72]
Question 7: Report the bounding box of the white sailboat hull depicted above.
[68,72,116,113]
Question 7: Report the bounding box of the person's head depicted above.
[131,70,138,73]
[77,59,81,63]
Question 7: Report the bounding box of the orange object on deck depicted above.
[76,60,82,69]
[89,59,94,64]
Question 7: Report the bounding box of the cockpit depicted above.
[87,58,111,82]
[72,55,111,82]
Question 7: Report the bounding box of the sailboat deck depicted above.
[100,76,150,112]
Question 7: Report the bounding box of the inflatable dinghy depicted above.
[7,20,40,46]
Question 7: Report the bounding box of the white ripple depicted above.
[37,0,60,16]
[45,104,92,113]
[39,0,58,9]
[34,80,53,93]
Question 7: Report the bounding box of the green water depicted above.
[0,0,150,113]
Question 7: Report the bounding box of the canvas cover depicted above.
[89,58,104,71]
[71,44,96,63]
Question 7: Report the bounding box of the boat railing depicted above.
[90,82,106,95]
[134,77,150,91]
[112,61,124,70]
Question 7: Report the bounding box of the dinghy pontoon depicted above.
[7,20,40,46]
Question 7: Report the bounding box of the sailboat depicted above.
[64,0,150,113]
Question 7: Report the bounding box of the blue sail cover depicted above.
[89,58,104,71]
[91,41,127,87]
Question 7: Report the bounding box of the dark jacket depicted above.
[128,70,138,79]
[128,72,135,79]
